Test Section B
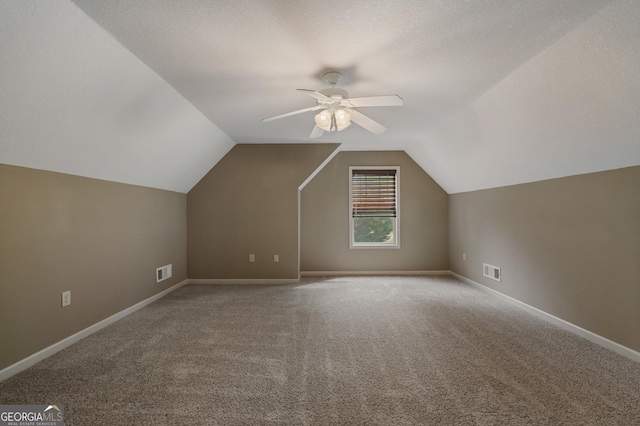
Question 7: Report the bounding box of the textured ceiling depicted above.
[3,1,639,193]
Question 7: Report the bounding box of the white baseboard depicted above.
[189,278,300,285]
[300,270,450,277]
[0,279,189,382]
[449,271,640,363]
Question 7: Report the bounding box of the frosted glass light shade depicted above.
[315,108,352,132]
[315,109,332,131]
[334,109,351,130]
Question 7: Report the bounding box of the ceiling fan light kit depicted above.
[314,107,352,132]
[263,71,403,138]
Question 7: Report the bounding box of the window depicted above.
[349,166,400,248]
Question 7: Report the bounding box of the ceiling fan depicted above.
[263,71,403,138]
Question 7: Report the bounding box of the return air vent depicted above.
[483,263,501,282]
[156,264,172,283]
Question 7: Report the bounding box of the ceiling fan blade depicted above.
[263,105,324,122]
[349,109,387,135]
[297,89,331,102]
[309,125,324,139]
[343,95,403,108]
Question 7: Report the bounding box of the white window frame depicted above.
[349,166,400,249]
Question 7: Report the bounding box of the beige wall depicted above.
[5,147,638,370]
[0,164,187,370]
[449,166,640,352]
[187,144,339,280]
[300,151,449,272]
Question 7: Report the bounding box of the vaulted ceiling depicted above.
[1,1,639,193]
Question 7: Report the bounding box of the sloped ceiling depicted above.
[0,1,234,193]
[2,1,639,193]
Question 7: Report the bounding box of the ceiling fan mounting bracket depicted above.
[322,71,342,86]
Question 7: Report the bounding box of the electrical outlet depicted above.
[62,291,71,307]
[274,254,279,262]
[249,254,255,263]
[462,253,466,261]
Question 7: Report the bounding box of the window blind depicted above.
[351,169,397,218]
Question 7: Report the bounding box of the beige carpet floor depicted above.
[1,276,639,425]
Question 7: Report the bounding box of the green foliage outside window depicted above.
[353,217,394,243]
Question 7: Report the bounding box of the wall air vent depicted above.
[156,264,173,283]
[483,263,501,282]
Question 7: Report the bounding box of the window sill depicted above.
[350,243,401,249]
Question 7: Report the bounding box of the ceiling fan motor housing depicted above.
[319,87,349,101]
